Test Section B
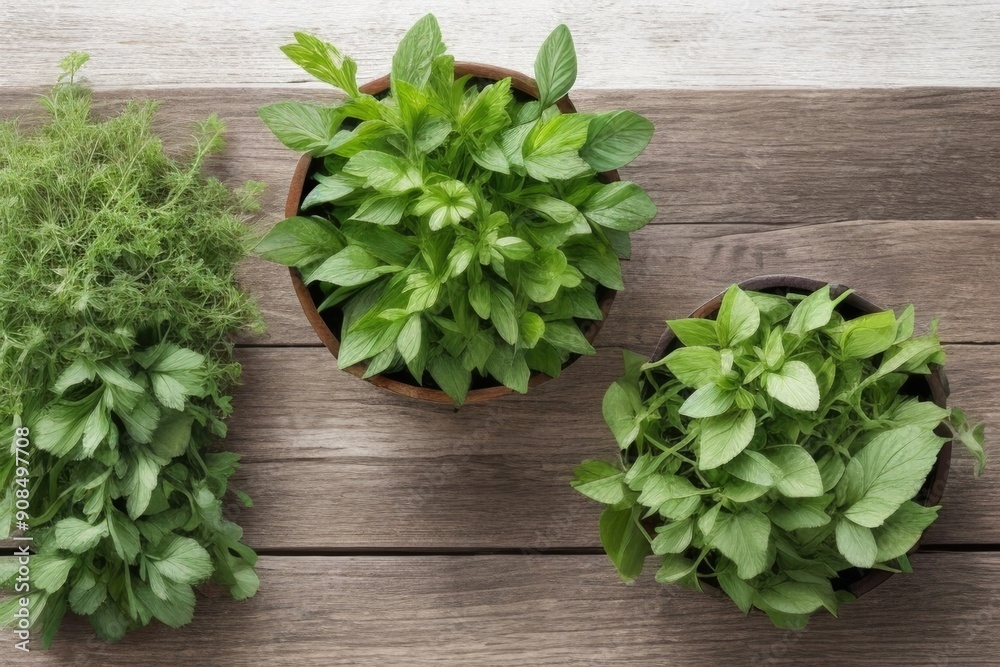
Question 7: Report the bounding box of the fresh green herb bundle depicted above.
[256,14,656,404]
[572,283,985,628]
[0,55,264,645]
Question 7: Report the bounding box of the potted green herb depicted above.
[0,55,264,645]
[255,14,657,405]
[572,276,986,628]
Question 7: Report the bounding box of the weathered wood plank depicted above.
[3,88,998,227]
[19,553,1000,665]
[4,0,1000,88]
[239,219,1000,346]
[220,344,997,550]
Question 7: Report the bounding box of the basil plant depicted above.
[573,284,986,628]
[255,14,656,404]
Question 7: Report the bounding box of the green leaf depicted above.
[580,110,654,172]
[581,181,657,231]
[307,246,401,286]
[412,180,476,230]
[396,314,423,363]
[281,32,360,96]
[302,174,361,210]
[721,478,769,503]
[522,114,592,181]
[518,311,546,348]
[149,410,195,460]
[603,379,643,447]
[69,574,107,616]
[534,24,577,108]
[839,311,898,358]
[53,517,109,554]
[224,556,260,601]
[459,78,512,136]
[489,347,531,393]
[599,506,651,583]
[517,194,583,226]
[655,554,697,584]
[427,354,471,405]
[88,601,130,642]
[343,151,421,193]
[765,444,824,497]
[841,425,946,528]
[34,395,98,456]
[637,473,703,509]
[148,536,214,584]
[125,447,162,519]
[541,320,595,355]
[786,285,837,336]
[32,553,77,593]
[697,409,756,470]
[339,316,405,368]
[258,102,343,155]
[679,383,735,418]
[710,509,771,579]
[764,361,820,411]
[564,236,624,290]
[255,215,342,267]
[950,407,987,476]
[757,581,828,615]
[472,142,510,174]
[490,286,519,345]
[495,237,534,261]
[652,519,694,555]
[873,501,939,561]
[350,196,409,226]
[53,357,96,394]
[724,450,783,487]
[571,460,626,504]
[768,495,833,531]
[718,569,756,614]
[716,284,760,346]
[107,508,141,563]
[391,14,446,91]
[661,346,721,388]
[835,518,877,568]
[665,318,719,347]
[134,578,196,628]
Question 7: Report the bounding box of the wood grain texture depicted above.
[3,1,1000,89]
[18,553,1000,666]
[219,343,997,550]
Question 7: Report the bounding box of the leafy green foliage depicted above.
[573,283,986,627]
[256,14,656,404]
[0,57,264,645]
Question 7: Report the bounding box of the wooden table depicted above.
[4,2,1000,665]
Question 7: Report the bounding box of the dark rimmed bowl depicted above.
[649,274,951,599]
[286,62,620,403]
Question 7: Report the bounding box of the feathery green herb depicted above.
[0,55,264,646]
[256,15,657,404]
[573,283,985,628]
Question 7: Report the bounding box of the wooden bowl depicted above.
[650,274,952,599]
[286,63,621,403]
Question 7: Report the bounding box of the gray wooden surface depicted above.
[16,554,1000,666]
[3,1,1000,88]
[2,71,1000,667]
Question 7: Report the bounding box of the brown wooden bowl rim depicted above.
[286,62,622,404]
[648,274,952,599]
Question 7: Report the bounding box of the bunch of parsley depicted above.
[573,283,986,628]
[255,14,657,404]
[0,55,264,645]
